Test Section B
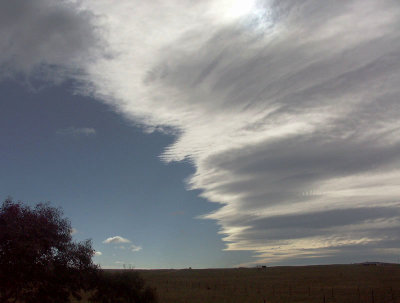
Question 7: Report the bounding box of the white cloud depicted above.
[94,251,102,256]
[56,127,96,136]
[80,0,400,264]
[3,0,400,264]
[70,228,78,235]
[102,236,131,244]
[130,245,142,252]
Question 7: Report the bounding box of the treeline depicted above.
[0,198,157,303]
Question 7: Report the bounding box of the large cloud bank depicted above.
[3,0,400,264]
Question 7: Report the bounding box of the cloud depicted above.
[3,0,400,264]
[83,0,400,264]
[0,0,104,82]
[56,127,96,136]
[94,251,102,256]
[102,236,131,244]
[130,245,142,252]
[70,228,78,235]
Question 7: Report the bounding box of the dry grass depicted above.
[136,264,400,303]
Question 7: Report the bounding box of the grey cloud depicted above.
[209,137,400,180]
[238,207,400,242]
[223,214,400,245]
[0,0,102,79]
[252,207,400,231]
[197,137,400,218]
[288,237,400,265]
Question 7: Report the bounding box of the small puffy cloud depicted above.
[102,236,131,244]
[70,228,78,235]
[130,245,142,252]
[94,251,102,256]
[56,127,96,136]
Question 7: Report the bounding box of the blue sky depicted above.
[0,79,252,268]
[2,0,400,268]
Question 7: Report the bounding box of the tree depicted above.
[0,198,98,303]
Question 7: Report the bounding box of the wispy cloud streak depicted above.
[130,245,142,252]
[56,127,96,136]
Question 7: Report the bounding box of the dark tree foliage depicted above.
[0,198,98,303]
[90,270,157,303]
[0,198,158,303]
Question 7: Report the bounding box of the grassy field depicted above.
[136,264,400,303]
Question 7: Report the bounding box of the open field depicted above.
[137,264,400,303]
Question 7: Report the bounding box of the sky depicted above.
[1,0,400,268]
